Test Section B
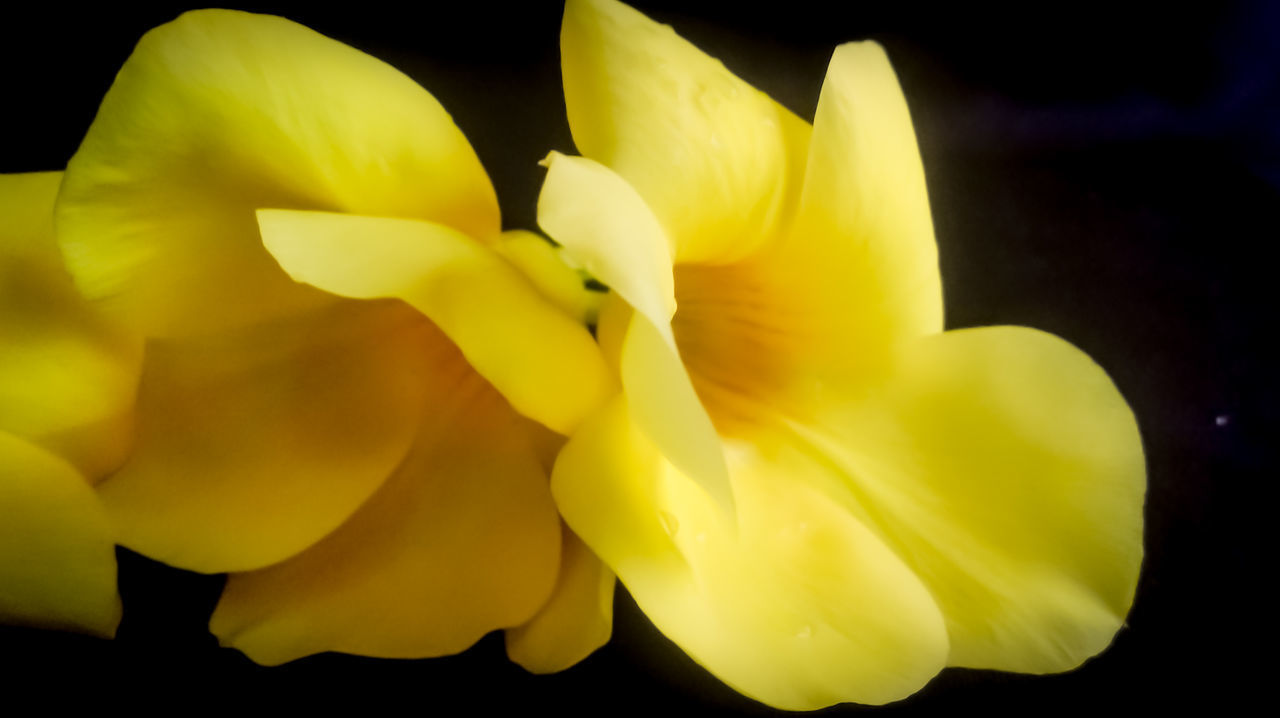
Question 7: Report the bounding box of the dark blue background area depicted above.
[1,1,1271,713]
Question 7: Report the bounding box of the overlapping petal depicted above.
[541,0,1145,709]
[209,345,560,664]
[552,398,949,709]
[506,525,616,674]
[561,0,811,263]
[1,172,141,479]
[97,301,434,574]
[797,327,1145,672]
[0,432,120,637]
[50,8,617,675]
[539,153,732,511]
[257,209,610,435]
[56,9,498,338]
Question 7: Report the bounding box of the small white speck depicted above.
[1215,415,1230,427]
[659,511,679,538]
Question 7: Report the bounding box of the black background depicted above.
[1,1,1272,713]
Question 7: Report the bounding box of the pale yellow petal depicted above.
[561,0,810,263]
[552,398,948,710]
[506,524,615,674]
[0,431,120,637]
[537,152,675,329]
[758,41,943,375]
[258,209,611,435]
[798,326,1144,672]
[0,172,141,480]
[57,9,498,337]
[98,301,433,573]
[537,154,730,510]
[210,359,561,665]
[621,312,733,513]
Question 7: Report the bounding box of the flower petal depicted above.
[258,209,611,435]
[800,326,1144,672]
[761,41,943,369]
[56,9,498,338]
[560,0,810,263]
[0,431,120,637]
[495,229,603,326]
[97,301,434,573]
[538,152,675,328]
[538,155,732,510]
[552,398,949,710]
[0,172,141,480]
[210,359,561,665]
[506,524,616,674]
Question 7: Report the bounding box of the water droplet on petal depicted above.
[795,625,812,640]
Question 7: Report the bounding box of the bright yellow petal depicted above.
[258,209,611,435]
[561,0,810,263]
[759,42,943,372]
[495,229,603,326]
[0,431,120,637]
[210,360,561,665]
[552,398,949,710]
[98,301,434,573]
[506,524,616,674]
[0,172,141,480]
[537,155,731,510]
[798,326,1144,673]
[56,9,498,338]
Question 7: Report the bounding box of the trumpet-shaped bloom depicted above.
[55,9,613,668]
[539,0,1145,709]
[1,172,142,637]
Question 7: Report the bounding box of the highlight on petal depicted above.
[1,172,141,480]
[552,398,949,710]
[0,431,121,637]
[258,209,612,435]
[97,301,435,574]
[506,525,616,674]
[56,9,498,337]
[561,0,810,263]
[802,326,1145,673]
[210,356,561,665]
[758,41,942,375]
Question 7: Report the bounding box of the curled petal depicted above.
[539,155,731,511]
[258,209,612,435]
[57,9,498,337]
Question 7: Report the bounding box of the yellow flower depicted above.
[1,171,142,637]
[538,0,1146,709]
[53,9,613,670]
